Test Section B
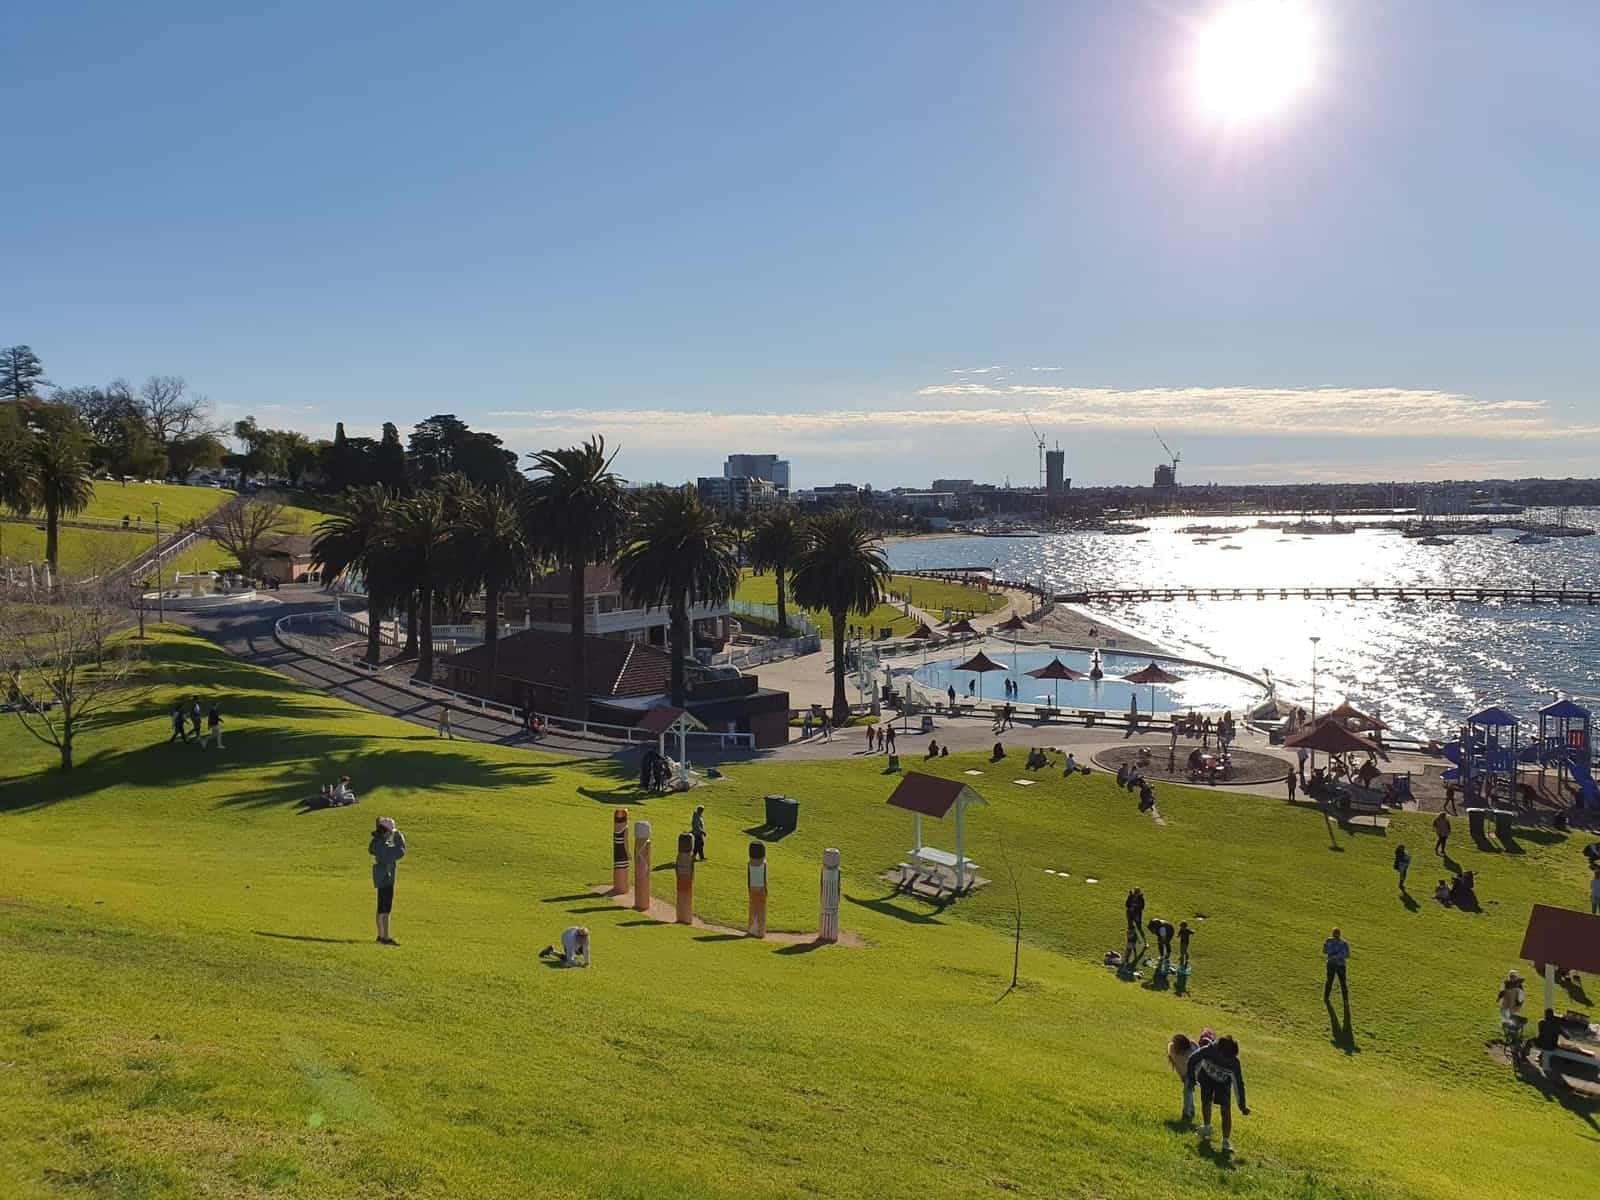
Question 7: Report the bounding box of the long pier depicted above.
[1056,585,1600,606]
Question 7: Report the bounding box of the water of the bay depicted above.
[885,508,1600,739]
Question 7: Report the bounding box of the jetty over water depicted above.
[1057,585,1600,606]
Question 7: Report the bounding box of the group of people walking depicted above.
[863,722,897,755]
[168,699,224,748]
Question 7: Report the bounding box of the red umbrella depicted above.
[953,650,1005,700]
[1121,661,1184,712]
[1026,656,1085,707]
[1283,717,1389,760]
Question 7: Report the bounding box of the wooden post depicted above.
[819,847,841,943]
[747,842,768,937]
[633,821,652,913]
[675,832,695,925]
[1545,961,1557,1014]
[611,808,630,895]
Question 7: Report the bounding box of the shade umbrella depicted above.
[994,611,1030,677]
[953,650,1006,701]
[1283,717,1389,760]
[1122,661,1184,713]
[906,621,937,671]
[1026,656,1086,708]
[945,618,978,637]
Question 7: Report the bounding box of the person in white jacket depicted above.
[540,927,591,967]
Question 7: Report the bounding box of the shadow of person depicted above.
[1441,852,1461,874]
[1399,889,1420,913]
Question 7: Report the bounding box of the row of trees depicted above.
[311,438,891,723]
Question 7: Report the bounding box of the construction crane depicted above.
[1025,413,1047,489]
[1154,429,1181,485]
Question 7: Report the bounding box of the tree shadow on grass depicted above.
[844,892,947,926]
[1514,1059,1600,1136]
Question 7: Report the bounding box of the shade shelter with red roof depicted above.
[887,771,987,892]
[1122,661,1184,712]
[1327,700,1388,733]
[1520,904,1600,1011]
[1026,656,1086,707]
[953,650,1006,700]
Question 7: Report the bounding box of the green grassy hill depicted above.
[0,630,1593,1198]
[737,570,1001,638]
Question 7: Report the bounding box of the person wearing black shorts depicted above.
[369,817,407,945]
[1186,1035,1250,1153]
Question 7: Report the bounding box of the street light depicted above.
[153,501,164,624]
[1309,635,1321,773]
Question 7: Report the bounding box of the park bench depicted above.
[1338,786,1391,830]
[1075,709,1100,727]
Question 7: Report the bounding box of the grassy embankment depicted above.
[736,571,1003,639]
[0,628,1594,1198]
[1,483,235,577]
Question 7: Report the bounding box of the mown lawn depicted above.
[0,629,1594,1198]
[736,570,999,639]
[21,480,237,528]
[0,523,158,577]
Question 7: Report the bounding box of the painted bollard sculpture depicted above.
[675,832,695,925]
[612,808,630,895]
[747,841,768,937]
[819,847,841,943]
[633,820,652,912]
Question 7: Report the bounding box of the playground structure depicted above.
[1440,701,1598,811]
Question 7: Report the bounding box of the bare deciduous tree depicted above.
[0,583,152,771]
[213,495,294,577]
[139,375,215,446]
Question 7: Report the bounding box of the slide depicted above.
[1564,753,1598,810]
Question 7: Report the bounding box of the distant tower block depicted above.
[633,821,653,913]
[675,832,695,925]
[747,842,768,938]
[819,847,841,943]
[612,808,630,895]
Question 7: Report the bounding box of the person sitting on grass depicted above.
[1026,746,1049,770]
[1062,752,1078,776]
[1535,1008,1594,1062]
[991,742,1006,762]
[926,739,940,759]
[1138,781,1158,813]
[1433,879,1453,905]
[540,926,592,967]
[1449,870,1478,909]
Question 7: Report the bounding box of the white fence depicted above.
[712,633,822,669]
[275,610,754,751]
[332,606,456,656]
[730,598,819,637]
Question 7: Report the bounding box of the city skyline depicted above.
[5,2,1597,488]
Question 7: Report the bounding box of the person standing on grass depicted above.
[1178,921,1194,972]
[1434,810,1452,856]
[884,724,896,755]
[1168,1029,1213,1122]
[189,700,203,741]
[437,705,452,739]
[369,817,407,945]
[169,704,188,744]
[1186,1035,1250,1153]
[1393,844,1411,891]
[1323,928,1350,1005]
[692,805,707,861]
[1285,769,1297,802]
[204,703,224,749]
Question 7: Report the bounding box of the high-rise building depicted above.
[931,478,976,493]
[1045,450,1067,495]
[1154,463,1177,488]
[723,453,790,493]
[698,476,778,512]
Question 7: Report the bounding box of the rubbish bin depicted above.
[920,714,934,734]
[764,794,799,833]
[1494,810,1514,841]
[1467,808,1486,841]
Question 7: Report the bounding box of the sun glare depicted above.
[1192,0,1318,125]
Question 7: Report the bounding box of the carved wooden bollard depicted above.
[675,832,695,925]
[633,821,652,913]
[612,807,630,895]
[747,841,768,938]
[818,847,841,943]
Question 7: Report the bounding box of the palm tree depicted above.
[616,488,740,707]
[521,437,629,717]
[31,426,94,574]
[789,509,890,726]
[378,492,453,681]
[748,506,803,635]
[311,485,397,665]
[451,481,532,698]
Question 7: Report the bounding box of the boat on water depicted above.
[1513,533,1551,545]
[1418,536,1454,546]
[1220,544,1242,550]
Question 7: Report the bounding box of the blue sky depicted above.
[5,1,1597,487]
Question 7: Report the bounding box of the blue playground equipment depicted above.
[1523,698,1597,810]
[1440,706,1521,806]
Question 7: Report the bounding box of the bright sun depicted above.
[1192,0,1318,124]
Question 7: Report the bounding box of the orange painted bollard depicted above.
[747,841,768,938]
[675,832,695,925]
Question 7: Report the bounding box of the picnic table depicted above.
[898,846,982,895]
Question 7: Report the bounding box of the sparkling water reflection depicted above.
[886,509,1600,738]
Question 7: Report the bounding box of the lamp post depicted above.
[154,501,164,624]
[1309,635,1321,772]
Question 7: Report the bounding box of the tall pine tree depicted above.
[0,346,50,403]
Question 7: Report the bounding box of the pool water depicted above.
[904,647,1258,713]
